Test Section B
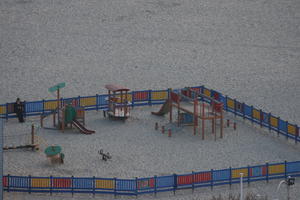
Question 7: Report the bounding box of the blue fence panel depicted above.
[262,112,269,125]
[25,101,43,113]
[244,104,252,118]
[213,169,230,181]
[251,166,264,177]
[286,161,300,173]
[72,178,93,189]
[279,119,287,133]
[97,95,108,107]
[116,179,136,191]
[10,176,29,188]
[156,175,174,188]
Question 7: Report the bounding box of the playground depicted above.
[1,0,300,199]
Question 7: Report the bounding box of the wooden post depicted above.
[194,100,198,136]
[161,126,165,134]
[202,103,205,140]
[168,129,172,137]
[155,122,158,130]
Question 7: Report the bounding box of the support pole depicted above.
[202,103,205,140]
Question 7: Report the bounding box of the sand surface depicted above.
[1,0,299,199]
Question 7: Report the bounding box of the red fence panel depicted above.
[53,178,71,188]
[194,171,211,183]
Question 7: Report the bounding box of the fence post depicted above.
[28,175,31,194]
[6,174,10,193]
[266,163,269,183]
[277,117,280,137]
[154,176,157,197]
[114,177,117,197]
[173,174,177,195]
[229,167,232,188]
[192,171,194,193]
[50,175,53,195]
[135,177,138,197]
[234,99,237,117]
[225,96,228,111]
[71,176,74,197]
[285,121,289,140]
[284,161,287,179]
[148,90,152,106]
[268,113,271,132]
[251,106,254,124]
[247,165,250,185]
[210,169,213,191]
[78,96,81,107]
[259,109,262,128]
[242,103,245,120]
[5,103,8,121]
[131,91,135,108]
[42,99,45,115]
[96,94,99,111]
[93,176,95,197]
[23,101,27,119]
[296,125,299,144]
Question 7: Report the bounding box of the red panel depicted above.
[262,166,267,176]
[134,92,148,101]
[213,92,219,100]
[3,177,8,187]
[53,178,71,188]
[171,92,179,103]
[177,175,192,185]
[138,178,154,189]
[194,172,211,183]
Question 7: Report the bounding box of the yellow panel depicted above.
[152,91,168,100]
[203,88,211,97]
[253,109,260,120]
[232,168,248,178]
[227,99,234,109]
[95,179,114,189]
[31,178,50,187]
[80,97,96,107]
[0,105,6,115]
[270,116,278,127]
[269,164,285,174]
[287,124,296,135]
[44,101,58,110]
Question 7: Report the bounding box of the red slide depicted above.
[72,120,95,134]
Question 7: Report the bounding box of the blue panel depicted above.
[97,95,108,106]
[213,169,230,181]
[116,179,136,191]
[244,104,252,117]
[156,175,174,188]
[72,178,93,189]
[279,119,287,132]
[10,176,29,188]
[286,162,300,173]
[251,166,263,177]
[219,95,226,106]
[262,112,269,124]
[25,101,43,113]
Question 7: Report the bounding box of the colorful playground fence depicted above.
[3,160,300,196]
[0,86,299,142]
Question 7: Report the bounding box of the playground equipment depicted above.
[152,88,224,140]
[104,84,130,120]
[44,145,64,164]
[40,104,95,134]
[3,124,39,151]
[98,149,111,161]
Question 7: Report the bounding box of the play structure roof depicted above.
[105,84,130,92]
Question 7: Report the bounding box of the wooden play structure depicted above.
[104,84,130,120]
[3,124,39,151]
[152,88,224,140]
[41,104,94,134]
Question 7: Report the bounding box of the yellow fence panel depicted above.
[227,99,234,109]
[152,91,168,100]
[95,179,114,189]
[232,168,248,179]
[44,101,58,110]
[0,105,6,115]
[203,88,211,97]
[288,124,296,135]
[253,109,260,120]
[269,164,285,174]
[287,124,296,135]
[270,116,278,127]
[31,178,50,188]
[80,97,96,107]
